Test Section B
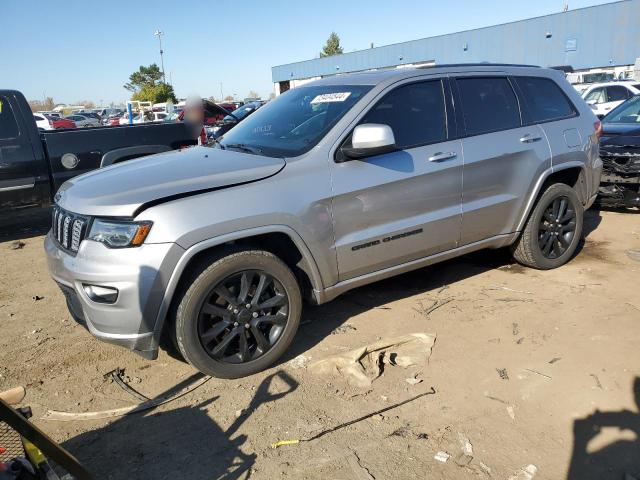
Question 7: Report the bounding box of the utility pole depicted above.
[220,83,223,101]
[154,29,166,84]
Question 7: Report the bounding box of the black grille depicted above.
[51,206,89,253]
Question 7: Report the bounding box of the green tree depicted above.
[320,32,343,57]
[124,63,176,103]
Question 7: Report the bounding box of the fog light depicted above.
[83,284,118,304]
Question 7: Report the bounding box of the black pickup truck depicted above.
[0,90,197,224]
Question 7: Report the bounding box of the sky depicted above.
[2,0,620,105]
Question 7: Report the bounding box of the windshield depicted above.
[603,95,640,124]
[227,102,259,121]
[218,85,372,157]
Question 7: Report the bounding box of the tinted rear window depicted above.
[457,77,521,136]
[513,76,576,123]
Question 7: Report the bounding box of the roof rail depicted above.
[418,62,540,69]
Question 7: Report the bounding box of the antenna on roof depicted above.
[563,2,569,12]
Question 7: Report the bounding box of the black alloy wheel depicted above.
[537,196,577,259]
[197,270,289,364]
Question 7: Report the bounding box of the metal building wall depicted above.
[272,0,640,82]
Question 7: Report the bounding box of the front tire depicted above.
[174,249,301,378]
[512,183,584,269]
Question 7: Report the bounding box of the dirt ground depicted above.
[1,208,639,480]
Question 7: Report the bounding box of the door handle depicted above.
[428,151,457,162]
[520,134,542,143]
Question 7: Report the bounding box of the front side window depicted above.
[219,85,371,157]
[457,77,521,136]
[358,80,447,149]
[0,96,20,139]
[606,86,631,102]
[585,87,606,104]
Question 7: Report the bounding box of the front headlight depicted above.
[87,219,152,248]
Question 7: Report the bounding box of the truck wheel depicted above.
[174,249,301,378]
[511,183,584,270]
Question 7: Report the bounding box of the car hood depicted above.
[600,123,640,156]
[55,146,285,217]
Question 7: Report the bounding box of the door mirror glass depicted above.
[341,124,396,160]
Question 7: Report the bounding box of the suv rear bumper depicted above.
[44,232,185,359]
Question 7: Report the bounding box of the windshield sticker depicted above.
[310,92,352,104]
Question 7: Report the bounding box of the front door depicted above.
[329,78,463,281]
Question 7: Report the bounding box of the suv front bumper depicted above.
[44,232,185,359]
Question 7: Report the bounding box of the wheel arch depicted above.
[152,225,324,346]
[515,163,586,232]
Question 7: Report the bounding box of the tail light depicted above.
[594,121,602,139]
[199,127,207,145]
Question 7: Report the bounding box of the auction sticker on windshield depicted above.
[310,92,352,104]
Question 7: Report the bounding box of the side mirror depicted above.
[340,124,396,161]
[586,99,598,106]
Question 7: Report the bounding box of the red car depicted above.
[46,115,76,129]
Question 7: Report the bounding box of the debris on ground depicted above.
[524,368,552,380]
[455,432,474,465]
[31,295,44,302]
[478,461,491,475]
[625,249,640,262]
[512,322,519,336]
[287,354,310,369]
[434,451,450,463]
[413,298,453,317]
[484,285,532,294]
[405,373,423,385]
[10,241,25,250]
[496,368,509,380]
[42,375,211,421]
[548,357,562,364]
[590,373,603,389]
[309,333,436,388]
[331,324,357,335]
[104,367,149,402]
[270,388,436,448]
[507,464,538,480]
[507,405,516,421]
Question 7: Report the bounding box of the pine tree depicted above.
[320,32,344,57]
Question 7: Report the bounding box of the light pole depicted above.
[154,29,166,84]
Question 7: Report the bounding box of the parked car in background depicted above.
[33,113,53,131]
[211,101,264,139]
[582,82,640,118]
[598,94,640,208]
[0,90,199,223]
[44,64,601,378]
[47,115,76,130]
[65,114,100,128]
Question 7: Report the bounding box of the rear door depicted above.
[603,85,633,114]
[452,75,551,245]
[329,77,463,281]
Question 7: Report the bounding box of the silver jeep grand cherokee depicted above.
[45,64,602,378]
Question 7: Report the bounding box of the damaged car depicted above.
[598,95,640,208]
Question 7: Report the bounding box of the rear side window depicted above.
[513,76,576,123]
[360,80,447,148]
[606,85,631,102]
[456,77,520,136]
[0,96,20,139]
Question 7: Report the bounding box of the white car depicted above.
[65,114,100,128]
[581,81,640,118]
[33,114,53,131]
[119,111,167,125]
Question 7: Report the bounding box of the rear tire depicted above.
[174,249,301,378]
[511,183,583,269]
